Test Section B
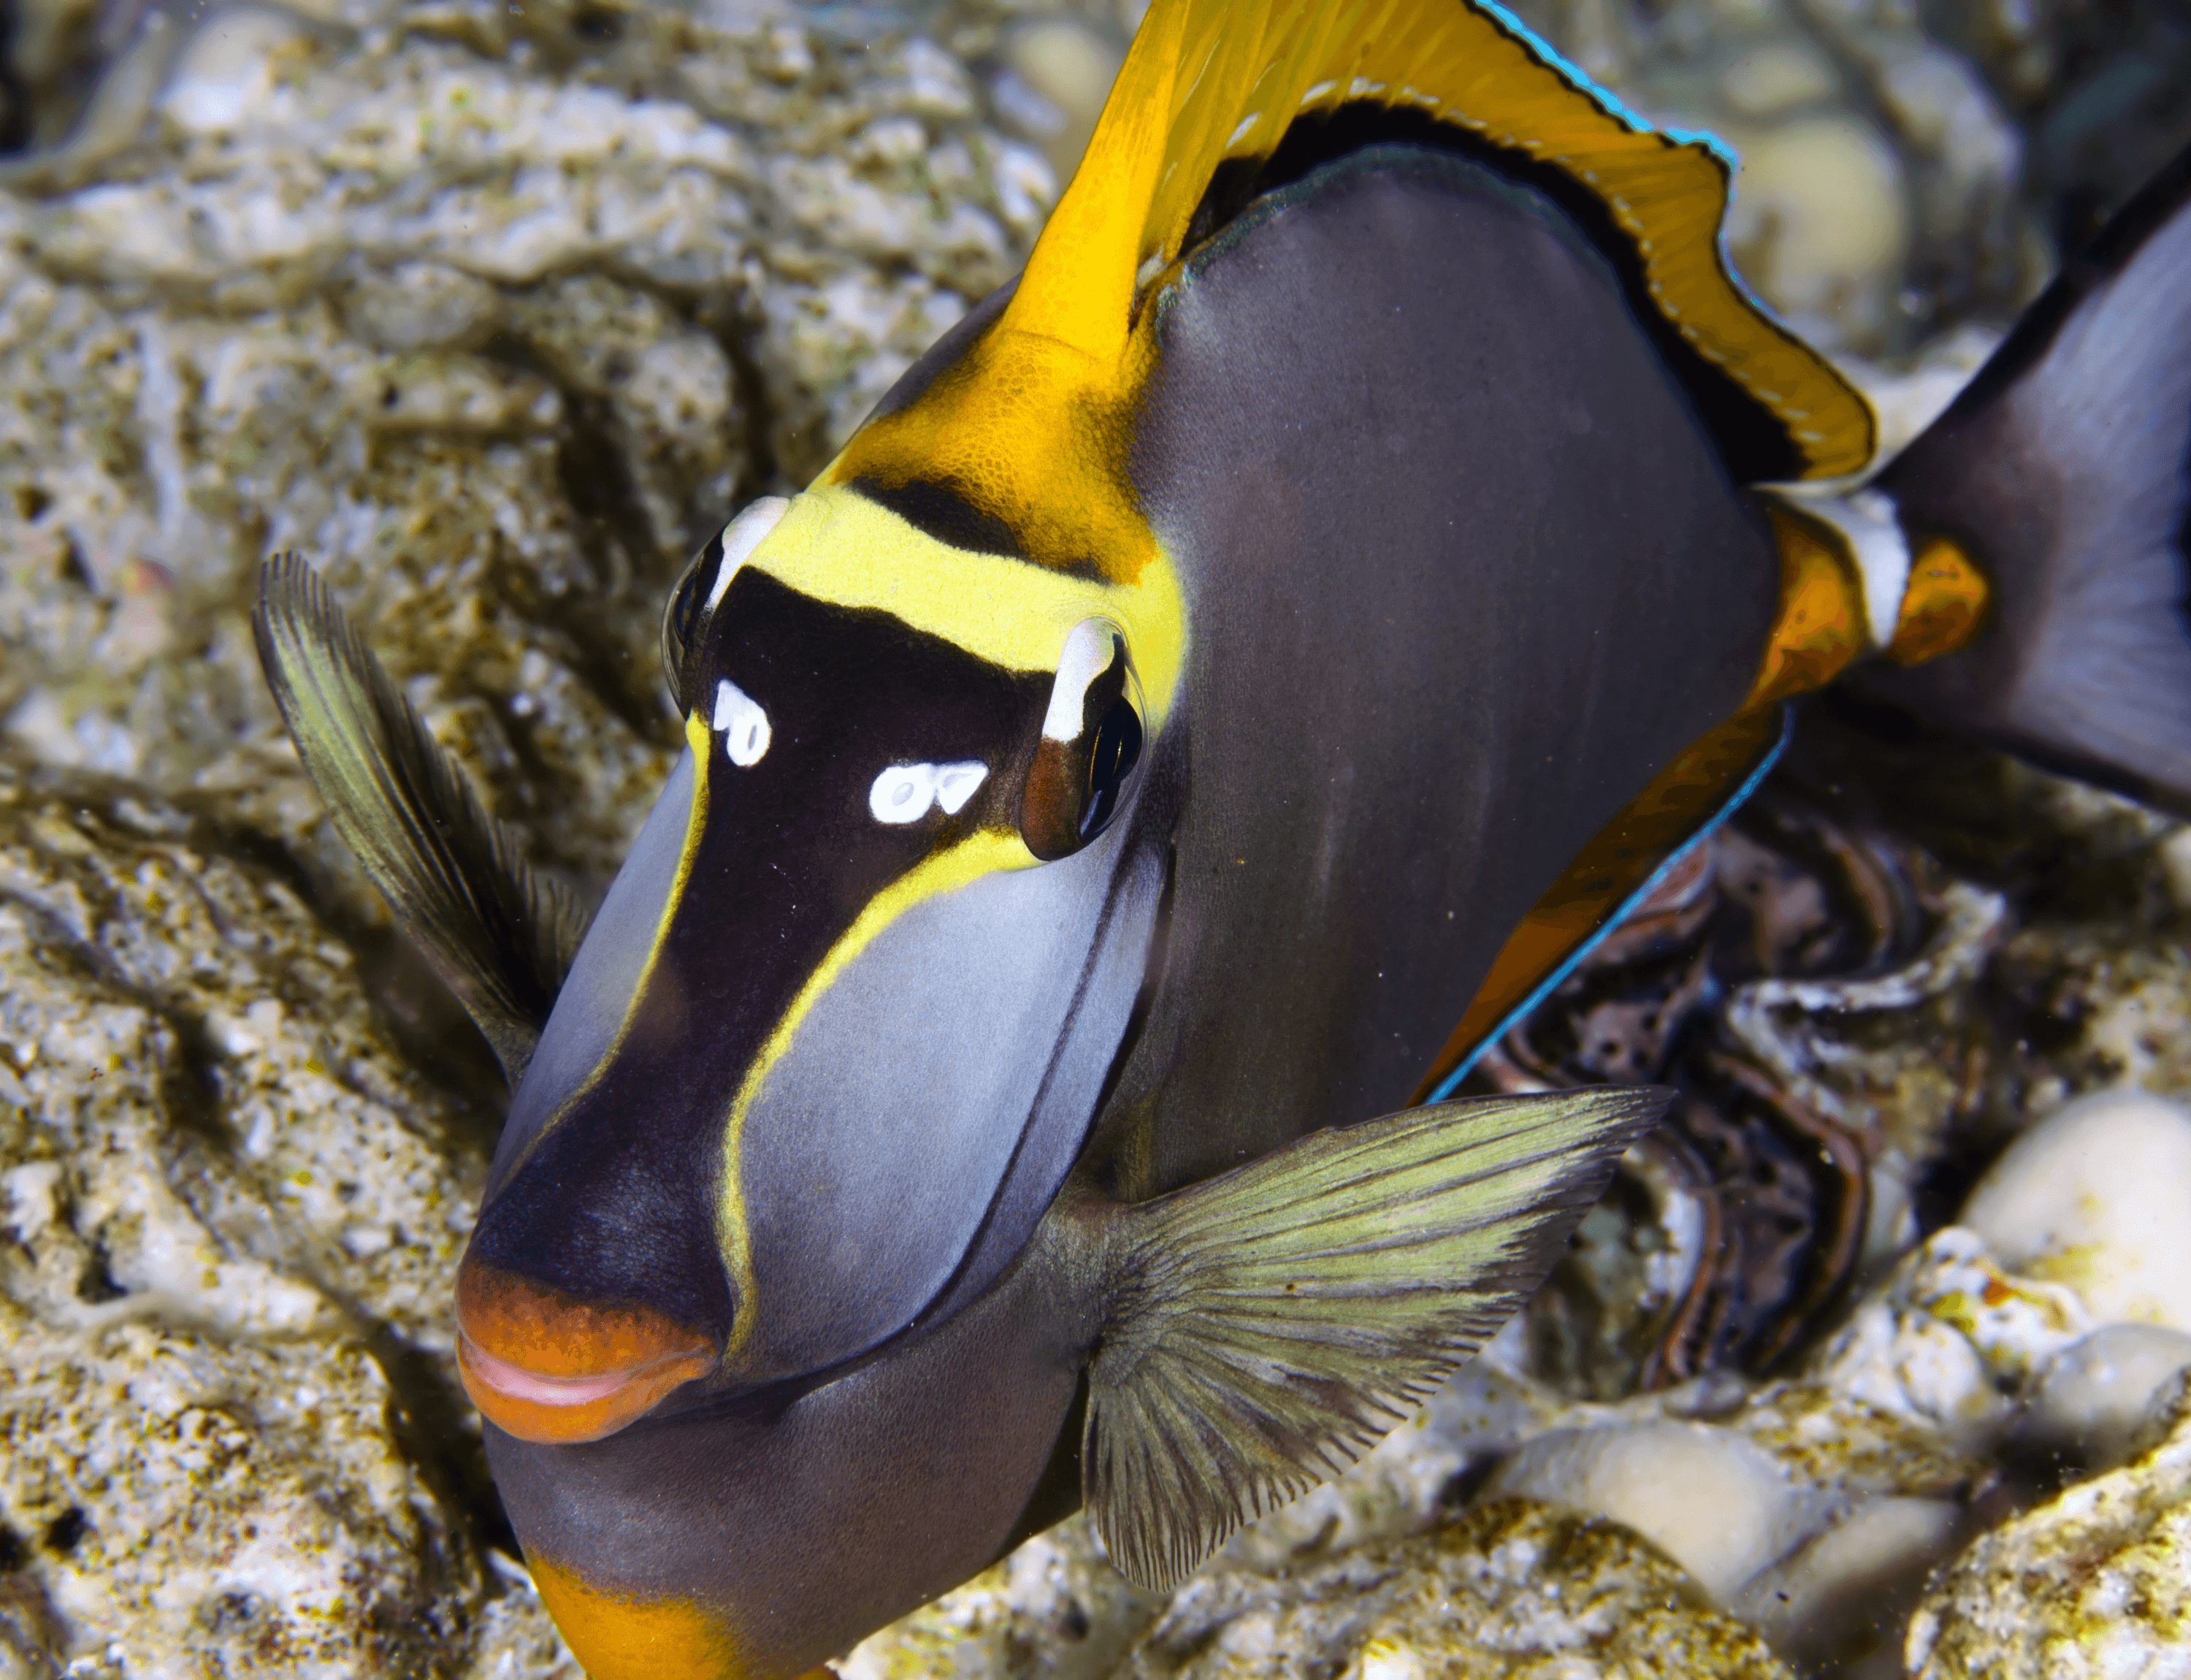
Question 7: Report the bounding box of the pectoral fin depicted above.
[253,554,591,1085]
[1082,1086,1668,1590]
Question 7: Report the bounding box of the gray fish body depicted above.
[1100,151,1775,1194]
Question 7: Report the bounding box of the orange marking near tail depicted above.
[1886,536,1989,665]
[1745,505,1869,709]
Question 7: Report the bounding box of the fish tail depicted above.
[1849,139,2191,811]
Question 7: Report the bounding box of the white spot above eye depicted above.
[1043,620,1120,742]
[703,495,792,616]
[868,760,988,824]
[713,679,771,767]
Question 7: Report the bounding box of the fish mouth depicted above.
[456,1257,717,1445]
[457,1335,716,1444]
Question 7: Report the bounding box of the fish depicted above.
[251,0,2191,1673]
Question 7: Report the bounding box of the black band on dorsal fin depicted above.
[1179,104,1805,486]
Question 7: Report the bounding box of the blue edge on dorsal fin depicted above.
[1426,704,1792,1101]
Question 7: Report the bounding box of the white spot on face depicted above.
[871,765,931,822]
[869,760,988,823]
[932,762,988,814]
[713,679,771,767]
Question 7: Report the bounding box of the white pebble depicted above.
[1961,1089,2191,1329]
[1005,19,1123,133]
[160,9,300,134]
[1733,1496,1964,1666]
[1721,43,1839,120]
[1724,115,1908,326]
[2,1161,62,1244]
[1478,1421,1814,1600]
[2019,1323,2191,1470]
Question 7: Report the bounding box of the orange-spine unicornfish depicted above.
[253,0,2191,1673]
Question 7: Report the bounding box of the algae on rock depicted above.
[1908,1384,2191,1678]
[0,765,578,1676]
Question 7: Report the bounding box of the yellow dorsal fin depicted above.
[1024,0,1876,475]
[829,0,1874,579]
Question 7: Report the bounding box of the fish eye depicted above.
[1020,619,1144,860]
[660,497,789,714]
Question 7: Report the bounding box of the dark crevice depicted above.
[0,32,27,157]
[472,331,684,749]
[0,879,233,1154]
[150,1009,230,1153]
[74,1241,124,1304]
[57,533,92,591]
[38,1511,85,1558]
[348,1313,521,1565]
[350,936,511,1154]
[570,5,626,45]
[551,384,654,575]
[698,291,786,504]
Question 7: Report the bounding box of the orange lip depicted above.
[456,1259,716,1445]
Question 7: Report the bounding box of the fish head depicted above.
[456,484,1182,1447]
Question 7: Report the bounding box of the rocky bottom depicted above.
[8,709,2191,1679]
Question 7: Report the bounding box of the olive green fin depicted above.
[1084,1086,1668,1590]
[253,554,589,1085]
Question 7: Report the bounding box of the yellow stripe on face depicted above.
[745,484,1188,736]
[669,486,1182,1372]
[714,828,1041,1365]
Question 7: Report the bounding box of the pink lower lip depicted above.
[459,1335,675,1407]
